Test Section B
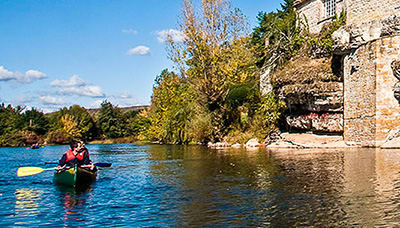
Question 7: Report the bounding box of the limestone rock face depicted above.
[286,113,343,133]
[272,57,344,134]
[333,15,400,53]
[280,82,343,112]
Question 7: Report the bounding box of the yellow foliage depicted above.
[60,114,82,139]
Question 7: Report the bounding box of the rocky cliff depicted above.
[271,56,343,133]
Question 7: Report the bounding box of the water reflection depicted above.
[7,145,400,226]
[57,185,93,227]
[144,146,400,226]
[14,188,42,226]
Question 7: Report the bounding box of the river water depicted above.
[1,144,400,227]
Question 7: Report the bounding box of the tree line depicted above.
[0,101,143,147]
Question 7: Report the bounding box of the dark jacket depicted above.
[58,148,91,167]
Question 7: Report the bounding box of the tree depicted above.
[251,0,302,70]
[22,108,49,135]
[97,100,126,138]
[147,69,193,144]
[60,114,82,140]
[48,105,97,142]
[167,0,257,141]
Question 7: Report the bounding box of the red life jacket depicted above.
[65,149,85,162]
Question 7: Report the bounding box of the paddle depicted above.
[44,162,112,167]
[17,167,58,177]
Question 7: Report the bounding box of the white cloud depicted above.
[25,70,46,80]
[110,91,140,106]
[127,46,150,56]
[117,91,133,99]
[60,85,105,97]
[89,99,104,108]
[0,66,15,81]
[0,66,46,83]
[156,29,185,43]
[122,29,138,35]
[40,96,66,106]
[50,75,87,87]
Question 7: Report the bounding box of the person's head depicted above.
[70,140,86,152]
[70,141,79,151]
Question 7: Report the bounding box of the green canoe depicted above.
[53,165,97,187]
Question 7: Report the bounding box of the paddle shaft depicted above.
[45,162,112,167]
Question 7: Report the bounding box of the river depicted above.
[1,144,400,227]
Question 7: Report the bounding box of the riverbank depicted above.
[266,132,350,149]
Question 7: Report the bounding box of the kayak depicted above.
[53,165,97,187]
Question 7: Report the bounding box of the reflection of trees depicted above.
[14,188,42,226]
[146,145,280,227]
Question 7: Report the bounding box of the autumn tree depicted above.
[47,105,97,142]
[147,69,193,144]
[167,0,258,141]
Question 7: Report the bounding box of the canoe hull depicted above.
[53,166,97,187]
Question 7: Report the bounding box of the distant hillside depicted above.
[46,105,149,118]
[87,105,149,117]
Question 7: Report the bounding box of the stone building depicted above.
[294,0,346,34]
[295,0,400,146]
[333,0,400,147]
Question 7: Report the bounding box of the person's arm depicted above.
[82,150,91,165]
[58,154,67,168]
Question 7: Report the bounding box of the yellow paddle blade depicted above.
[17,167,46,177]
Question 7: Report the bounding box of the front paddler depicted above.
[57,140,93,170]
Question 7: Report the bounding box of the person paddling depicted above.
[57,140,93,170]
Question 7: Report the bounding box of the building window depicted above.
[325,0,336,18]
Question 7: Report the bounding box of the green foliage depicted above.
[97,101,126,138]
[167,0,258,141]
[147,69,193,144]
[22,108,49,135]
[48,105,97,142]
[0,104,50,146]
[130,110,151,139]
[306,11,347,56]
[251,0,303,69]
[257,92,286,127]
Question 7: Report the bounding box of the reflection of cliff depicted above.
[144,145,400,226]
[341,149,377,226]
[341,148,400,226]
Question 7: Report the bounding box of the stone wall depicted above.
[295,0,346,34]
[296,0,323,34]
[343,42,377,146]
[375,36,400,143]
[334,16,400,146]
[347,0,400,25]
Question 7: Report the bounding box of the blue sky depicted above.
[0,0,282,113]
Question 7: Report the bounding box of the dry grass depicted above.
[272,56,340,87]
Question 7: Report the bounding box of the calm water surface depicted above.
[1,144,400,227]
